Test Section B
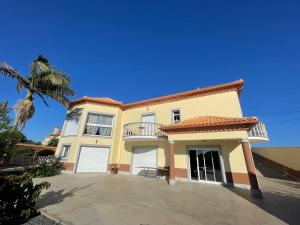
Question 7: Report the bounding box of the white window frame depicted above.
[171,109,181,123]
[59,145,71,160]
[62,109,82,137]
[83,113,114,137]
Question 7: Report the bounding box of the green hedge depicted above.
[0,173,50,224]
[30,159,63,177]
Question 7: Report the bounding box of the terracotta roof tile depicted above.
[160,115,259,133]
[69,80,244,109]
[125,80,244,109]
[69,97,124,109]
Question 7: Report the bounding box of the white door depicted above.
[141,114,155,135]
[132,146,157,176]
[76,146,109,173]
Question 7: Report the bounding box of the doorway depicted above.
[189,148,224,183]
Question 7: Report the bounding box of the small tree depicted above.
[47,138,58,147]
[0,102,23,156]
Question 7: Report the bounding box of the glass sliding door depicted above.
[189,149,223,183]
[189,150,198,181]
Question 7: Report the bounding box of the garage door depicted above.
[76,146,110,173]
[132,147,157,176]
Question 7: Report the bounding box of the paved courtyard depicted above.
[35,167,300,225]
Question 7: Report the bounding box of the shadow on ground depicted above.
[38,184,93,208]
[226,155,300,225]
[226,183,300,225]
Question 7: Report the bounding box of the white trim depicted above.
[241,138,249,143]
[123,136,167,141]
[62,110,82,137]
[59,145,71,161]
[171,108,181,123]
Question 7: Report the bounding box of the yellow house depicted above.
[56,80,268,197]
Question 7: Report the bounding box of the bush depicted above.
[47,138,58,147]
[0,173,50,224]
[9,147,35,156]
[30,158,63,177]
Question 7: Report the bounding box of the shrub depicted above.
[30,158,63,177]
[47,138,58,147]
[9,147,35,156]
[0,173,50,224]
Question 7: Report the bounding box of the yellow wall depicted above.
[56,103,123,165]
[124,91,243,124]
[173,140,247,173]
[252,147,300,171]
[118,139,248,174]
[57,90,248,174]
[168,131,247,141]
[119,140,169,168]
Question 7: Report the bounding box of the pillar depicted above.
[169,140,175,185]
[241,138,263,198]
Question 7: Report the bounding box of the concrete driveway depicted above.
[35,170,300,225]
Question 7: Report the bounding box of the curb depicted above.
[40,209,73,225]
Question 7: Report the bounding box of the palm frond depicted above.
[38,89,70,108]
[16,81,23,93]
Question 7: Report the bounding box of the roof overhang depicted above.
[69,80,244,110]
[160,115,259,134]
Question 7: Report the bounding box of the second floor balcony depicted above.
[123,122,168,141]
[248,122,269,143]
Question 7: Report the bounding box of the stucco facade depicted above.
[56,80,267,192]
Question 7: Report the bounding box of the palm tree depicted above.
[0,55,75,129]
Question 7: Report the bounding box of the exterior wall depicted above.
[118,139,250,185]
[123,91,243,125]
[56,103,123,171]
[118,140,169,172]
[252,147,300,178]
[56,90,249,184]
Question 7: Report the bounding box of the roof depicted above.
[69,97,124,109]
[160,115,259,134]
[125,80,244,109]
[69,80,244,110]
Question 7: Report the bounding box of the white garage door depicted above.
[76,146,110,173]
[132,147,157,176]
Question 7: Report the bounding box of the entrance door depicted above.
[189,149,223,183]
[141,114,155,136]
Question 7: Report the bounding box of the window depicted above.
[63,110,82,136]
[84,113,114,136]
[59,145,70,160]
[172,109,181,123]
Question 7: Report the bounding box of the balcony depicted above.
[248,122,269,143]
[123,122,167,141]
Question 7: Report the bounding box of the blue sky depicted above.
[0,0,299,146]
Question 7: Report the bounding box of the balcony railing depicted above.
[248,122,269,142]
[123,122,167,139]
